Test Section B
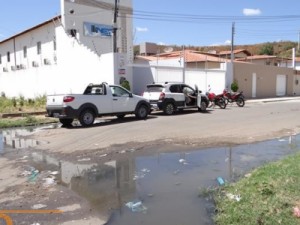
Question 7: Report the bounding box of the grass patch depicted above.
[0,116,57,129]
[0,95,46,113]
[214,153,300,225]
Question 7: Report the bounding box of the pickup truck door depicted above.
[110,86,136,112]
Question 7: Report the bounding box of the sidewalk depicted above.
[246,96,300,104]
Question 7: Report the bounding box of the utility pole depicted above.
[113,0,118,53]
[231,22,235,63]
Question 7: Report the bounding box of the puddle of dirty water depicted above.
[0,125,56,152]
[0,126,300,225]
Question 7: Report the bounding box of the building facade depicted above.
[0,0,133,98]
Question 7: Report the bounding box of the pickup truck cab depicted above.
[46,83,150,126]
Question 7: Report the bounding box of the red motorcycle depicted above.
[223,89,245,107]
[206,89,226,109]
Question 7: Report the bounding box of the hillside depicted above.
[135,41,299,58]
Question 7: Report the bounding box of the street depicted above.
[33,99,300,154]
[0,99,300,225]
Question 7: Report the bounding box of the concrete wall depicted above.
[0,21,58,73]
[132,63,226,96]
[0,25,131,98]
[0,0,133,98]
[233,62,295,98]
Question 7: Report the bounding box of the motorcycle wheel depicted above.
[236,98,245,107]
[223,97,229,105]
[218,98,227,109]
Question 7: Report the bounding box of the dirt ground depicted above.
[1,99,300,224]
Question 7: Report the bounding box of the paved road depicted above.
[33,99,300,154]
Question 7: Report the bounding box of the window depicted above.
[23,46,27,58]
[37,42,42,55]
[110,86,130,97]
[170,85,182,93]
[7,52,10,62]
[0,54,2,64]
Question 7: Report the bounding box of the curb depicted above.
[0,111,46,119]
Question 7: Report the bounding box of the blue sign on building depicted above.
[84,22,113,37]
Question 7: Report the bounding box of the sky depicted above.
[1,0,300,47]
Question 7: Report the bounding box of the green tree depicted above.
[121,80,131,91]
[259,43,274,55]
[231,80,239,92]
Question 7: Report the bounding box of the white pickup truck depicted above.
[46,82,151,127]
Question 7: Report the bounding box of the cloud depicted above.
[136,27,148,32]
[243,8,262,16]
[210,40,231,46]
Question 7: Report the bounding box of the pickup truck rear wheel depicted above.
[59,118,74,126]
[135,104,148,119]
[79,109,95,127]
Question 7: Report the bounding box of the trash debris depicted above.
[30,223,40,225]
[216,177,225,186]
[293,206,300,218]
[125,201,147,213]
[133,168,150,180]
[179,159,187,165]
[78,158,91,162]
[50,171,59,175]
[28,170,39,182]
[173,170,180,175]
[226,193,241,202]
[244,173,252,178]
[43,177,56,188]
[32,204,47,209]
[278,139,287,142]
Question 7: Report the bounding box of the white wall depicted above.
[0,21,58,73]
[132,63,226,96]
[0,25,129,98]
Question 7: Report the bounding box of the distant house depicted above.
[236,55,290,67]
[219,49,252,59]
[135,50,228,69]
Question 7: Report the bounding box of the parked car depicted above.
[46,82,151,126]
[142,82,209,115]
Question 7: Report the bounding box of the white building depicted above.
[0,0,133,98]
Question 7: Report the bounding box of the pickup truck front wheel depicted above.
[79,109,95,127]
[135,104,148,119]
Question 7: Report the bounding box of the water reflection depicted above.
[21,134,300,225]
[0,126,53,150]
[0,126,299,225]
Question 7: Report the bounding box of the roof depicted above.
[219,49,252,56]
[236,55,290,61]
[0,16,61,44]
[136,50,229,63]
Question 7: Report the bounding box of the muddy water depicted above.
[0,126,299,225]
